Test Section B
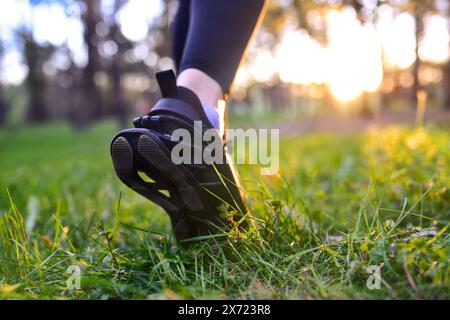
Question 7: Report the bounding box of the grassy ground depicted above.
[0,120,449,299]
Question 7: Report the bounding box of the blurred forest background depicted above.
[0,0,449,129]
[1,0,450,301]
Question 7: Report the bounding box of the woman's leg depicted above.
[171,0,190,71]
[111,1,267,242]
[172,1,222,109]
[175,0,267,107]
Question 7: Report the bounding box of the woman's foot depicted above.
[110,70,246,243]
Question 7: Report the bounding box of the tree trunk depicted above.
[0,85,8,125]
[444,62,450,109]
[75,0,103,128]
[23,34,50,123]
[412,11,423,105]
[109,29,128,128]
[110,0,128,128]
[446,5,450,110]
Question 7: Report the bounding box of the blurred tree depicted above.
[16,0,76,123]
[0,92,6,125]
[264,0,331,43]
[444,59,450,110]
[0,86,6,125]
[108,0,129,128]
[75,0,103,127]
[21,31,54,122]
[255,0,331,110]
[152,0,175,63]
[444,4,450,110]
[264,0,289,40]
[411,1,434,103]
[274,0,446,110]
[0,41,9,125]
[386,0,437,104]
[292,0,332,44]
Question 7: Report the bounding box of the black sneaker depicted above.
[110,70,246,242]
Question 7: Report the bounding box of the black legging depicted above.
[172,0,267,96]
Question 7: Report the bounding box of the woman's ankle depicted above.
[177,68,223,108]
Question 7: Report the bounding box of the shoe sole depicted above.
[111,128,206,211]
[111,128,247,241]
[111,129,221,240]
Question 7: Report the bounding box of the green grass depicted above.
[0,120,449,299]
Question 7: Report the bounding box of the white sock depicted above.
[202,100,225,138]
